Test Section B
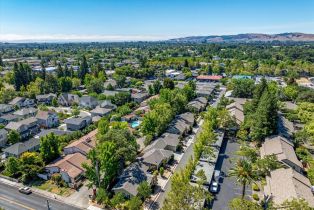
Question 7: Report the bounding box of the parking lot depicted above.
[210,137,252,210]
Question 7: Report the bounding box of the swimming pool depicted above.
[130,120,141,128]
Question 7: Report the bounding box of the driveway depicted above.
[210,138,252,210]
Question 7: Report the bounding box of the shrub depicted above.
[252,193,259,201]
[252,183,260,191]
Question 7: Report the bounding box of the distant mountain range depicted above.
[169,33,314,43]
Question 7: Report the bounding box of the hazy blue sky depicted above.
[1,0,314,41]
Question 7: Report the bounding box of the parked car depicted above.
[210,181,219,193]
[214,170,221,181]
[19,187,32,194]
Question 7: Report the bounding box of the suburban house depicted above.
[63,129,97,156]
[277,113,295,140]
[79,96,99,109]
[144,133,180,153]
[36,93,57,105]
[260,135,303,173]
[90,101,117,117]
[0,129,8,147]
[264,168,314,207]
[23,98,36,107]
[45,153,90,189]
[141,148,173,171]
[3,138,40,158]
[9,97,26,108]
[104,79,117,89]
[187,97,208,113]
[13,107,38,120]
[0,114,19,125]
[112,161,153,198]
[0,104,14,115]
[226,99,247,125]
[131,92,149,103]
[64,116,92,131]
[8,97,24,108]
[35,110,59,128]
[5,117,40,140]
[166,112,195,136]
[58,93,80,107]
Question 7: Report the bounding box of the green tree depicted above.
[83,141,118,190]
[87,77,104,94]
[229,198,263,210]
[126,196,142,210]
[137,181,152,200]
[78,55,89,81]
[72,107,80,117]
[7,130,21,144]
[229,159,255,199]
[110,192,126,208]
[4,157,20,177]
[59,77,73,92]
[39,133,60,163]
[280,198,312,210]
[163,78,175,89]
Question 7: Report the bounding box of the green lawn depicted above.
[31,179,74,197]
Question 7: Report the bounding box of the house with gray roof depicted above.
[64,116,92,131]
[0,114,19,125]
[131,92,149,103]
[187,97,207,113]
[142,149,173,170]
[260,135,303,173]
[264,168,314,207]
[112,161,153,198]
[13,107,38,120]
[3,138,40,158]
[5,117,40,140]
[36,93,57,105]
[36,110,59,128]
[0,129,8,147]
[0,104,14,115]
[90,106,113,117]
[79,96,98,109]
[58,93,79,107]
[144,133,180,153]
[9,97,25,108]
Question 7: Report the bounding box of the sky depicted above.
[1,0,314,42]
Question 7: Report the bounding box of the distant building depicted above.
[196,75,222,82]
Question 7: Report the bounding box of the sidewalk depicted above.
[0,176,89,209]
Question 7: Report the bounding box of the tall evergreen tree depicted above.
[78,55,88,81]
[56,63,64,78]
[0,55,3,67]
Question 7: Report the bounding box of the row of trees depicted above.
[141,80,196,142]
[239,78,279,143]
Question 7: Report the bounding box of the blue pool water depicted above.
[131,120,140,128]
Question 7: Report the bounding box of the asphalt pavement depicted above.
[0,183,82,210]
[210,138,252,210]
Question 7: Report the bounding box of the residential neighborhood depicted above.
[1,1,314,209]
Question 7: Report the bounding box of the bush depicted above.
[252,193,259,201]
[252,183,260,191]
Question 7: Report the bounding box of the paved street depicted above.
[210,138,252,210]
[0,183,82,210]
